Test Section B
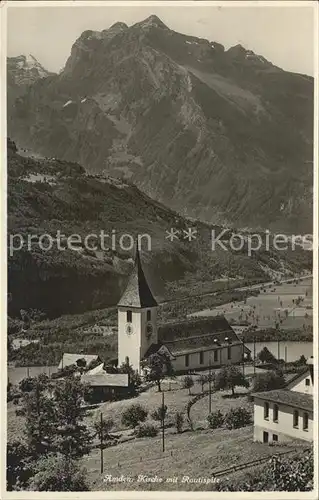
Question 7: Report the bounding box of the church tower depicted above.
[117,247,158,373]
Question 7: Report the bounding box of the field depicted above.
[8,371,307,492]
[85,424,301,491]
[189,279,312,332]
[92,374,252,431]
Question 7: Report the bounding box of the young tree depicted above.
[76,358,87,371]
[29,453,89,491]
[93,417,114,443]
[151,404,168,421]
[252,370,286,392]
[143,351,174,392]
[53,375,92,459]
[215,365,249,396]
[297,354,307,365]
[121,404,148,428]
[118,360,141,394]
[197,374,208,392]
[182,375,194,395]
[257,347,277,365]
[174,411,184,434]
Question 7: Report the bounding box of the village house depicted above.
[81,363,129,402]
[58,353,101,370]
[117,246,250,374]
[252,357,314,444]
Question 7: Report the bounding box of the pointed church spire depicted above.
[117,243,158,308]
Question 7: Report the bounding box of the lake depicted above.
[7,340,313,384]
[245,341,313,363]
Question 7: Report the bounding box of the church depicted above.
[117,246,250,374]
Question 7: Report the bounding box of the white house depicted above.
[252,358,314,444]
[117,247,250,373]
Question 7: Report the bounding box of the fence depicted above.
[212,447,311,478]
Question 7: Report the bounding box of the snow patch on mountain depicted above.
[63,100,73,108]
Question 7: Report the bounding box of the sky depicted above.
[6,4,315,76]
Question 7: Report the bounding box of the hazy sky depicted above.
[7,4,315,76]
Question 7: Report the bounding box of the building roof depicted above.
[286,367,311,389]
[117,246,158,308]
[252,389,313,412]
[58,353,100,370]
[159,316,239,342]
[81,370,129,387]
[157,316,249,356]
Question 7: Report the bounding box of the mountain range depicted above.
[7,138,311,317]
[7,15,313,234]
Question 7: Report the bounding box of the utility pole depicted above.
[277,339,280,361]
[253,337,256,376]
[284,346,288,364]
[100,412,104,474]
[208,357,212,414]
[161,392,165,453]
[242,340,245,377]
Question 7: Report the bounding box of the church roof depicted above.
[117,246,158,308]
[142,316,250,357]
[158,316,239,343]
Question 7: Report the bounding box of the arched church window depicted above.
[147,310,151,321]
[127,311,132,323]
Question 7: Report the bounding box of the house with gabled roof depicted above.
[252,357,314,444]
[81,363,129,402]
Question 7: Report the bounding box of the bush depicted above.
[258,347,278,364]
[214,449,313,491]
[174,411,184,433]
[19,377,35,393]
[252,370,286,392]
[215,365,249,396]
[207,410,224,429]
[182,375,194,395]
[224,407,252,429]
[151,404,168,421]
[134,423,158,438]
[7,440,33,490]
[121,404,148,428]
[28,453,89,491]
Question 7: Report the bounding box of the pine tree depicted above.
[20,374,56,456]
[53,375,92,459]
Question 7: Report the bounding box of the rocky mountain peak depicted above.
[7,54,51,86]
[7,17,313,234]
[135,14,169,30]
[227,44,272,66]
[108,21,128,32]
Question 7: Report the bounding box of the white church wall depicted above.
[118,306,158,373]
[171,343,243,372]
[118,307,142,371]
[140,306,158,356]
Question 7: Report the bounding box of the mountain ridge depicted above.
[7,15,313,233]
